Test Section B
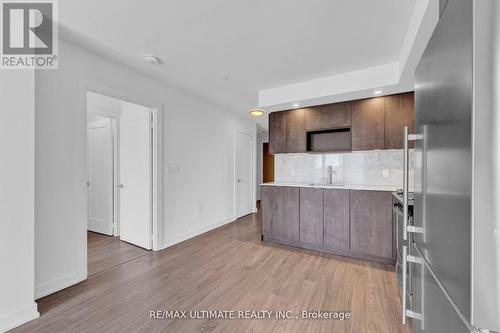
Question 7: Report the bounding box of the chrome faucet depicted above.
[327,166,335,185]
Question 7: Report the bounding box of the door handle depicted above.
[86,181,90,187]
[117,184,124,189]
[237,179,243,183]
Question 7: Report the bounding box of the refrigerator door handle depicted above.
[403,126,424,240]
[402,244,423,324]
[402,245,408,324]
[411,243,488,333]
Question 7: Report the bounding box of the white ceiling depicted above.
[59,0,428,128]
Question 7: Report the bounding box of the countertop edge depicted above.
[260,182,406,192]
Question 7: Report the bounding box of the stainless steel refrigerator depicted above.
[401,0,500,332]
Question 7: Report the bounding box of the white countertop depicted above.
[260,182,401,192]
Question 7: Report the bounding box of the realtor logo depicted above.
[1,0,58,69]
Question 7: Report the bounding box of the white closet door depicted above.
[87,119,114,235]
[235,131,254,218]
[118,109,152,249]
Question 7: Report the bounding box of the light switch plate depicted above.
[382,169,390,178]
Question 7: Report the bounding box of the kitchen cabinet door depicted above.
[261,186,275,239]
[305,102,352,130]
[274,187,300,242]
[299,188,323,245]
[323,189,350,251]
[384,92,415,149]
[349,190,393,259]
[269,111,286,154]
[351,98,385,151]
[261,186,300,242]
[286,108,307,153]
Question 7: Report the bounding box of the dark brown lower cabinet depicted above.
[349,190,393,259]
[262,186,394,263]
[299,188,323,245]
[261,186,300,242]
[261,186,274,238]
[323,189,350,252]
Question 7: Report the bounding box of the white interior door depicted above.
[118,108,152,249]
[235,131,254,218]
[87,119,114,235]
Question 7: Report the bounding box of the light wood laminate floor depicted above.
[12,212,410,333]
[87,231,148,276]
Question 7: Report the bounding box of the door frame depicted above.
[112,118,119,236]
[234,130,257,219]
[81,83,164,279]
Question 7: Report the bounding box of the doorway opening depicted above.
[262,142,274,183]
[235,130,256,219]
[85,90,160,276]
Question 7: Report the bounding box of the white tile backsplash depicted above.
[274,149,415,189]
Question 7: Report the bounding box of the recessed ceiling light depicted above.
[249,108,265,117]
[293,103,299,108]
[144,54,162,65]
[374,90,383,95]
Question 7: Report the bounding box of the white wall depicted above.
[35,40,256,298]
[0,71,39,331]
[87,91,122,119]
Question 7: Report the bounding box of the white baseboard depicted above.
[161,216,236,250]
[35,271,85,299]
[0,302,39,333]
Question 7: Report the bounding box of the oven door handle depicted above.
[393,205,404,216]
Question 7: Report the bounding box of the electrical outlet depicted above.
[382,169,390,178]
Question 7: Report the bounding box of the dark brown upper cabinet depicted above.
[285,108,307,153]
[384,92,415,149]
[305,101,352,131]
[269,111,287,154]
[351,97,385,151]
[267,92,414,153]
